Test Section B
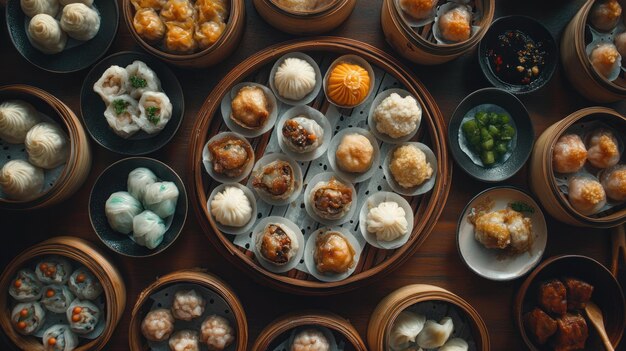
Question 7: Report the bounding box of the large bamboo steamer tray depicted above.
[251,310,367,351]
[129,269,248,351]
[381,0,495,65]
[0,85,92,211]
[252,0,356,35]
[529,107,626,228]
[0,236,126,351]
[367,284,490,351]
[561,0,626,102]
[188,37,452,295]
[123,0,245,68]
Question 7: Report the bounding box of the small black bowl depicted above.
[448,87,534,182]
[6,0,118,73]
[478,16,558,94]
[89,157,188,257]
[80,51,184,155]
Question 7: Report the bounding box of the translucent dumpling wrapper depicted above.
[210,185,252,227]
[105,191,143,234]
[27,14,67,54]
[125,60,162,99]
[12,302,46,335]
[552,134,588,174]
[194,21,226,50]
[587,42,622,81]
[35,256,72,284]
[133,91,173,134]
[132,210,166,249]
[274,57,316,101]
[416,317,454,348]
[200,315,235,351]
[141,308,175,342]
[171,289,206,321]
[93,65,131,103]
[169,330,200,351]
[0,159,44,201]
[42,324,79,351]
[127,167,158,203]
[439,338,469,351]
[366,201,409,242]
[433,3,474,44]
[388,311,426,351]
[59,3,101,41]
[601,164,626,201]
[134,8,166,43]
[0,100,41,144]
[9,269,43,302]
[397,0,437,27]
[104,95,141,138]
[66,299,100,334]
[586,128,621,169]
[195,0,229,22]
[68,267,103,300]
[25,122,70,169]
[143,181,179,218]
[590,0,622,32]
[21,0,59,18]
[568,175,607,215]
[41,285,74,314]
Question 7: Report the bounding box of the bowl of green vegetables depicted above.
[448,87,534,182]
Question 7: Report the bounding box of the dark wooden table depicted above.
[1,0,625,349]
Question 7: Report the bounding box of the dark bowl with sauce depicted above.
[478,16,558,94]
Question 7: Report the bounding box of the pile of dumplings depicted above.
[8,256,104,351]
[105,167,179,249]
[587,0,626,82]
[93,61,173,139]
[389,311,470,351]
[0,100,69,201]
[141,289,235,351]
[21,0,101,54]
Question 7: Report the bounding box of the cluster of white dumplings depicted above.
[0,100,69,201]
[389,311,469,351]
[22,0,101,54]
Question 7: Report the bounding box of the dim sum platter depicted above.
[189,37,451,294]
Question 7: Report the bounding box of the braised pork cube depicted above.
[552,313,588,351]
[539,280,567,315]
[525,307,558,344]
[563,278,594,311]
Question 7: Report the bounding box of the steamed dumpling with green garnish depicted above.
[133,91,172,134]
[105,191,143,234]
[143,181,179,218]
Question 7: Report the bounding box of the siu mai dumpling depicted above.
[171,290,205,321]
[164,21,197,54]
[160,0,194,22]
[552,134,587,174]
[587,129,621,169]
[194,21,226,50]
[230,86,270,130]
[130,0,165,10]
[169,330,200,351]
[314,231,355,274]
[200,315,235,351]
[195,0,228,22]
[568,176,607,215]
[326,62,370,107]
[141,309,175,342]
[134,8,166,42]
[601,164,626,201]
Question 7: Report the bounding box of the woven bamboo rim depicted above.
[266,0,343,16]
[253,0,356,35]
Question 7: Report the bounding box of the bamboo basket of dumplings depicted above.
[123,0,245,68]
[251,310,367,351]
[0,236,126,351]
[0,85,92,211]
[367,284,490,351]
[380,0,495,65]
[252,0,357,35]
[529,107,626,228]
[561,0,626,103]
[129,269,248,351]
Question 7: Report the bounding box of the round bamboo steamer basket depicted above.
[0,236,126,351]
[188,37,452,295]
[367,284,490,351]
[561,0,626,102]
[529,107,626,228]
[380,0,495,65]
[0,84,92,211]
[123,0,245,68]
[252,0,356,35]
[129,269,248,351]
[251,310,367,351]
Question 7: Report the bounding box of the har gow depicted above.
[552,134,587,174]
[615,32,626,58]
[0,100,41,144]
[436,4,472,43]
[586,129,621,169]
[93,65,131,103]
[589,43,622,81]
[60,3,101,41]
[21,0,59,18]
[590,0,622,32]
[568,176,607,215]
[134,91,173,134]
[399,0,437,20]
[0,160,44,201]
[601,164,626,201]
[125,61,162,99]
[104,95,141,138]
[132,210,166,249]
[274,57,316,101]
[105,191,143,234]
[27,14,67,55]
[127,167,158,202]
[25,122,70,169]
[388,311,426,351]
[439,338,469,351]
[143,181,179,218]
[416,317,454,349]
[210,185,252,227]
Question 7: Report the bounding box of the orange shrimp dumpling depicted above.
[194,21,226,49]
[164,21,197,53]
[134,8,166,42]
[131,0,166,10]
[195,0,229,23]
[326,62,370,107]
[399,0,437,20]
[438,5,472,42]
[160,0,195,22]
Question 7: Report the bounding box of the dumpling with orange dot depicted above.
[9,269,43,302]
[11,302,45,335]
[42,324,79,351]
[35,257,72,285]
[68,267,103,300]
[326,59,372,107]
[67,299,101,334]
[434,3,473,43]
[41,285,75,314]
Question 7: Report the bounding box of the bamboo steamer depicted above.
[367,284,490,351]
[529,107,626,228]
[0,85,92,211]
[252,0,356,35]
[129,269,248,351]
[0,236,126,351]
[251,311,367,351]
[380,0,495,65]
[561,0,626,103]
[123,0,245,68]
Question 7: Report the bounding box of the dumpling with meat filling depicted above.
[281,116,324,153]
[314,230,355,274]
[93,66,130,103]
[0,100,41,144]
[552,134,587,173]
[41,285,74,314]
[256,223,299,265]
[60,3,100,41]
[134,8,166,43]
[160,0,194,22]
[68,267,103,300]
[210,186,252,227]
[9,269,43,302]
[169,330,200,351]
[134,91,173,134]
[601,164,626,201]
[67,299,100,334]
[207,135,254,178]
[230,86,271,130]
[104,95,141,138]
[589,43,621,81]
[12,302,46,335]
[473,208,533,252]
[27,14,67,54]
[35,256,72,285]
[42,324,78,351]
[416,317,454,349]
[125,60,162,99]
[171,290,205,321]
[200,315,235,351]
[335,133,374,173]
[142,309,175,342]
[291,328,331,351]
[590,0,622,31]
[195,0,228,22]
[309,177,353,220]
[252,160,297,201]
[194,21,226,50]
[164,21,197,54]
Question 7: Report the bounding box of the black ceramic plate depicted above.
[478,16,557,94]
[448,87,534,182]
[89,157,188,257]
[80,51,184,155]
[5,0,118,73]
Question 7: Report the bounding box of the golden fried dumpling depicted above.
[164,21,197,53]
[134,8,165,42]
[160,0,194,22]
[230,86,270,130]
[207,136,253,178]
[194,21,226,50]
[195,0,229,22]
[326,62,370,107]
[131,0,166,10]
[314,231,355,274]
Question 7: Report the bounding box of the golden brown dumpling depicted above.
[164,21,197,53]
[195,0,228,22]
[134,8,165,42]
[335,133,374,173]
[194,21,225,50]
[314,231,355,274]
[160,0,195,22]
[131,0,166,10]
[230,86,270,130]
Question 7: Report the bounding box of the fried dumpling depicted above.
[252,160,297,200]
[230,86,270,130]
[437,4,472,43]
[310,177,353,220]
[207,136,253,178]
[314,231,355,274]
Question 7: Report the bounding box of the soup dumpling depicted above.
[0,160,44,201]
[60,3,101,41]
[27,14,67,55]
[0,100,41,144]
[25,122,70,169]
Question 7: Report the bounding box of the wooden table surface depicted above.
[1,0,625,349]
